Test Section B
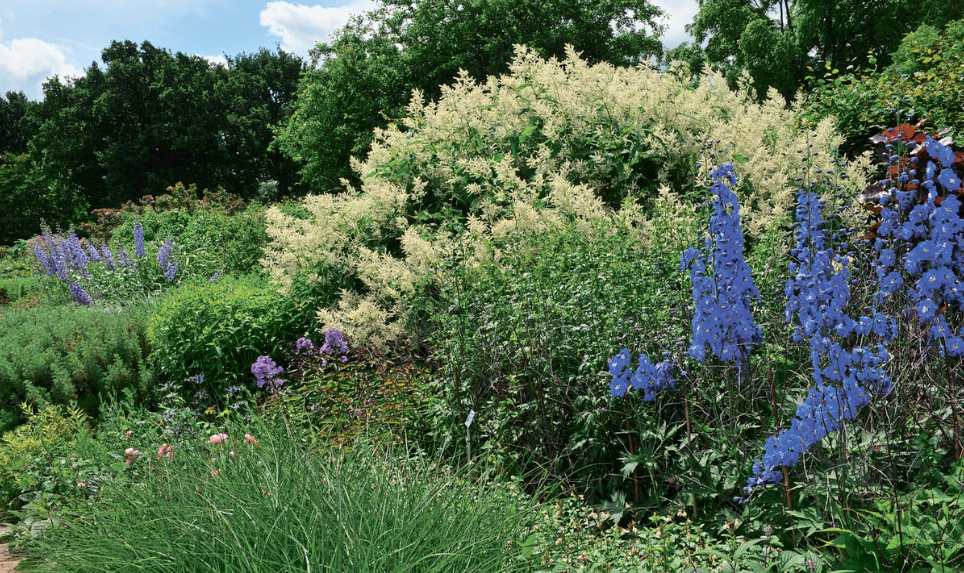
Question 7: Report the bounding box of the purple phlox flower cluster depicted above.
[680,163,762,371]
[295,337,315,353]
[609,348,675,400]
[319,328,350,363]
[871,135,964,356]
[133,223,146,258]
[251,355,285,392]
[742,184,893,502]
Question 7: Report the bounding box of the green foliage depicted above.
[277,0,666,191]
[679,0,964,100]
[426,216,697,486]
[18,421,537,573]
[0,277,43,307]
[0,404,89,517]
[0,152,88,245]
[24,41,304,214]
[147,276,307,394]
[801,18,964,152]
[0,241,37,279]
[822,461,964,572]
[103,183,270,279]
[0,305,155,432]
[0,90,34,155]
[263,345,437,445]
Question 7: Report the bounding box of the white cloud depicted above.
[259,1,375,56]
[198,53,229,67]
[0,28,82,97]
[651,0,699,49]
[0,38,79,79]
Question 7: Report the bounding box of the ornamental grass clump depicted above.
[20,421,536,573]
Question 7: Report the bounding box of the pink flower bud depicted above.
[124,448,141,465]
[157,443,173,459]
[208,433,229,445]
[244,434,259,446]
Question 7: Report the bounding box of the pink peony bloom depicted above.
[208,433,229,445]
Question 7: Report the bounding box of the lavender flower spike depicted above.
[133,223,146,258]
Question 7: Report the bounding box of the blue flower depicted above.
[68,282,94,306]
[939,169,962,192]
[133,224,146,258]
[163,260,178,282]
[682,164,762,372]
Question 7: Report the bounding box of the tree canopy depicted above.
[670,0,964,99]
[26,41,305,211]
[276,0,666,192]
[0,91,34,155]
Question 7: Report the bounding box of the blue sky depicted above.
[1,0,698,100]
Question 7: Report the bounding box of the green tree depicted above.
[0,91,35,154]
[26,41,305,211]
[277,0,666,192]
[673,0,964,100]
[801,18,964,152]
[218,48,306,199]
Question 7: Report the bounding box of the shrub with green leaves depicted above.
[801,18,964,153]
[102,183,270,280]
[0,404,90,517]
[0,305,155,432]
[426,208,700,487]
[147,275,307,397]
[263,46,870,349]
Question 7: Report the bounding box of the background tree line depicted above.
[2,0,964,245]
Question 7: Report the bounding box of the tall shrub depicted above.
[264,47,871,348]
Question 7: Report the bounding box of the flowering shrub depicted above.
[147,275,305,394]
[263,46,870,348]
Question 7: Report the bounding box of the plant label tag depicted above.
[464,410,476,428]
